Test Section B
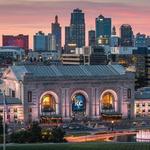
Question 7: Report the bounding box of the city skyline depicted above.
[0,0,150,48]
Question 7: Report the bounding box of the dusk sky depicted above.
[0,0,150,48]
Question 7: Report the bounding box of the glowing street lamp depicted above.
[111,120,114,131]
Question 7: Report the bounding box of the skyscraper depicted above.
[135,33,146,47]
[95,15,111,43]
[2,34,29,53]
[88,30,96,47]
[34,31,56,51]
[65,26,71,46]
[48,33,56,51]
[120,24,133,47]
[70,8,85,48]
[110,26,120,47]
[51,15,61,50]
[34,31,47,51]
[112,26,116,36]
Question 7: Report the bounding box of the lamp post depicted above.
[3,91,6,150]
[111,120,114,131]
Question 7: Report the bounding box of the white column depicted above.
[65,88,70,119]
[91,88,97,118]
[95,88,100,117]
[61,88,70,119]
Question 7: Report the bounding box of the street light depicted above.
[0,91,6,150]
[111,120,114,131]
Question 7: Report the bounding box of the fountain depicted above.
[136,129,150,142]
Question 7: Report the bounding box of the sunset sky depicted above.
[0,0,150,48]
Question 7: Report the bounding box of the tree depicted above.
[29,121,42,142]
[11,130,32,143]
[0,116,7,135]
[51,127,66,143]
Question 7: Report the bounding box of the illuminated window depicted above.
[102,92,114,110]
[41,94,56,113]
[14,108,17,113]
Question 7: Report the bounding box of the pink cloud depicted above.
[0,1,149,48]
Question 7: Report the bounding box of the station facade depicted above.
[1,65,135,123]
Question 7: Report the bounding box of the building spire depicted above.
[55,15,58,24]
[112,26,116,35]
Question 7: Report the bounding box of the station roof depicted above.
[9,64,126,80]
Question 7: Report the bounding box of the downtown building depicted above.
[0,65,134,123]
[88,30,96,47]
[2,34,29,54]
[95,15,111,45]
[120,24,134,47]
[33,31,56,51]
[70,8,85,48]
[64,8,85,53]
[61,46,107,65]
[51,16,62,51]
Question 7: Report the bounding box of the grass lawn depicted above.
[0,143,150,150]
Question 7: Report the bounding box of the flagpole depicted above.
[3,91,6,150]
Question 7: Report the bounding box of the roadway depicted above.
[65,130,137,142]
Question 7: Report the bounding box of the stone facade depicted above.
[1,65,135,123]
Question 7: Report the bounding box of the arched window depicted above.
[72,93,86,113]
[41,94,56,113]
[102,92,114,110]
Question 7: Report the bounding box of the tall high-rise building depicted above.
[88,30,96,47]
[146,36,150,47]
[90,46,108,65]
[34,31,47,51]
[112,26,116,35]
[34,31,56,51]
[70,8,85,48]
[110,26,120,47]
[135,33,146,47]
[65,26,71,46]
[51,15,61,50]
[95,15,111,44]
[2,34,29,53]
[48,33,56,51]
[120,24,133,47]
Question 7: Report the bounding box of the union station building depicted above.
[0,65,135,124]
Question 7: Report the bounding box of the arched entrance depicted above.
[71,91,88,120]
[39,91,61,125]
[41,94,56,115]
[100,90,122,121]
[102,92,115,111]
[100,89,118,113]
